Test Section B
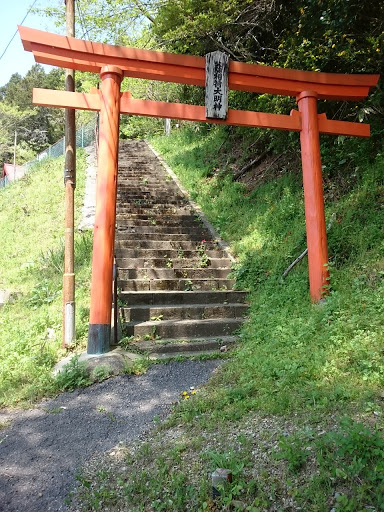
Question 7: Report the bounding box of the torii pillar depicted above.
[17,26,379,353]
[88,66,123,354]
[297,91,329,300]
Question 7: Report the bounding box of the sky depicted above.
[0,0,61,87]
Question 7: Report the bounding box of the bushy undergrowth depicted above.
[128,125,384,510]
[151,127,384,417]
[0,153,92,406]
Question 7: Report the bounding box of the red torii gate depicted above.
[18,26,379,354]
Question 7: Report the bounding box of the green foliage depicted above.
[152,0,383,167]
[153,0,283,60]
[0,151,91,407]
[73,434,260,511]
[120,114,164,139]
[92,365,113,382]
[54,356,91,392]
[276,1,383,75]
[275,433,310,473]
[277,419,384,510]
[0,64,65,162]
[321,419,384,494]
[151,127,384,419]
[40,0,157,45]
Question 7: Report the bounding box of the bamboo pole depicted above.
[63,0,76,347]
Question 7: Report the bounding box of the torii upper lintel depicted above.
[18,26,380,354]
[19,26,379,100]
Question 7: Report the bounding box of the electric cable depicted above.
[0,0,39,62]
[76,0,90,40]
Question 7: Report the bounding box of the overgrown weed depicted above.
[0,152,92,407]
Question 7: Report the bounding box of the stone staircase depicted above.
[114,140,248,357]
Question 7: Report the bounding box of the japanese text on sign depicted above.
[205,51,229,120]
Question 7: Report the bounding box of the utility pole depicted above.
[63,0,76,347]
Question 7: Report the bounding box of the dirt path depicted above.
[0,360,221,512]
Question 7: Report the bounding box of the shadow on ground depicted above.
[0,360,221,512]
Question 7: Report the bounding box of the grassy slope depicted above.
[151,127,384,417]
[0,153,92,407]
[71,127,384,512]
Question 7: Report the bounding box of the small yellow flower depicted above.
[191,390,197,395]
[182,391,188,396]
[184,395,190,400]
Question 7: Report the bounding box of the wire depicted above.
[0,0,39,62]
[76,0,90,40]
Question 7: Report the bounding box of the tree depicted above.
[0,65,65,163]
[40,0,158,45]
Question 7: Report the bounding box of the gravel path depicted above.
[0,360,221,512]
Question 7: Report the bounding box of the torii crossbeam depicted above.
[18,26,379,354]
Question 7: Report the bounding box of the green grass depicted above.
[2,126,384,509]
[0,153,92,406]
[150,127,384,414]
[66,126,384,511]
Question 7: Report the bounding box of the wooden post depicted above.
[88,66,123,354]
[63,0,76,347]
[165,118,171,136]
[297,90,329,302]
[205,51,229,120]
[13,131,17,181]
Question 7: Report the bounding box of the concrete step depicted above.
[121,303,248,322]
[114,139,247,354]
[122,336,238,356]
[117,192,185,201]
[123,317,242,338]
[117,182,173,187]
[116,257,232,269]
[117,201,190,209]
[116,208,193,216]
[118,268,231,280]
[115,248,226,259]
[117,181,179,187]
[116,214,200,222]
[116,195,186,203]
[117,194,188,202]
[115,233,210,242]
[117,218,201,227]
[117,278,236,292]
[115,240,219,250]
[118,290,248,306]
[116,225,208,235]
[118,182,173,188]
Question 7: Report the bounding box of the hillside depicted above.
[0,153,92,406]
[1,0,383,507]
[67,124,384,511]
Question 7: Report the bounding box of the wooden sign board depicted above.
[205,51,229,120]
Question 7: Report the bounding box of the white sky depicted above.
[0,0,62,87]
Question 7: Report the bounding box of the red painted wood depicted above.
[19,26,379,100]
[21,26,380,312]
[28,46,374,100]
[89,67,122,327]
[317,113,370,137]
[297,91,330,301]
[33,88,372,137]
